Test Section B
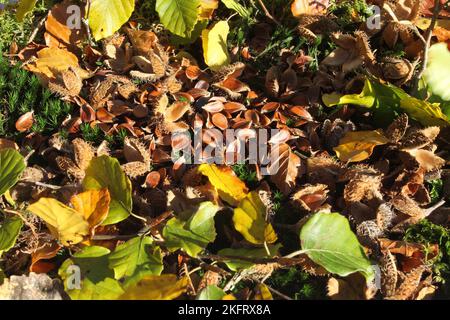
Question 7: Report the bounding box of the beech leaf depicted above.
[333,130,389,163]
[0,216,23,257]
[155,0,200,38]
[198,164,248,206]
[27,198,90,246]
[59,246,124,300]
[83,155,132,225]
[108,236,163,288]
[300,212,374,280]
[233,191,277,245]
[202,20,230,71]
[0,149,26,197]
[88,0,135,41]
[163,201,219,257]
[120,274,188,300]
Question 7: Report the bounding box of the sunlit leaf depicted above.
[156,0,200,38]
[16,0,37,22]
[27,198,90,246]
[221,0,251,18]
[83,155,132,225]
[120,274,188,300]
[163,201,219,257]
[198,164,248,206]
[333,130,389,163]
[196,285,226,300]
[88,0,135,41]
[0,216,23,257]
[325,78,450,127]
[70,188,110,235]
[422,44,450,100]
[24,47,79,80]
[233,191,277,244]
[59,246,124,300]
[300,212,374,281]
[202,21,230,71]
[108,236,163,288]
[0,149,26,197]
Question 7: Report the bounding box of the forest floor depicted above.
[0,0,450,300]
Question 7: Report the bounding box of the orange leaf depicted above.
[70,188,111,235]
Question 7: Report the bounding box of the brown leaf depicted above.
[15,111,34,132]
[44,0,85,51]
[268,143,301,195]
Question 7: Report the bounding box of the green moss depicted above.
[232,163,258,188]
[427,179,444,203]
[328,0,373,31]
[404,219,450,285]
[267,267,327,300]
[0,56,72,137]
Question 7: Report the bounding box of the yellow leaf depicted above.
[70,188,110,235]
[25,47,79,80]
[333,130,389,163]
[198,164,248,206]
[27,198,89,246]
[199,0,219,19]
[233,191,277,244]
[202,21,230,71]
[16,0,37,22]
[88,0,135,41]
[254,283,273,300]
[120,275,188,300]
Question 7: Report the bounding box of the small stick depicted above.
[257,0,279,25]
[416,0,441,80]
[27,16,46,44]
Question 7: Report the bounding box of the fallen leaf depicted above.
[27,198,90,246]
[120,274,188,300]
[233,191,277,245]
[70,188,110,236]
[333,130,389,163]
[198,164,248,206]
[88,0,135,41]
[300,212,375,280]
[83,155,132,225]
[25,47,79,81]
[202,21,230,71]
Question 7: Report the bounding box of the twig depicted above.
[34,181,63,190]
[83,0,94,46]
[258,281,293,300]
[256,0,279,25]
[416,0,441,80]
[27,16,46,44]
[424,199,447,217]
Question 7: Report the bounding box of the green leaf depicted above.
[59,246,124,300]
[88,0,135,41]
[0,216,23,257]
[300,212,374,281]
[82,155,132,225]
[16,0,37,22]
[324,78,450,127]
[108,236,163,288]
[0,149,26,197]
[221,0,251,19]
[196,285,226,300]
[163,201,219,257]
[156,0,200,38]
[424,43,450,101]
[218,244,282,271]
